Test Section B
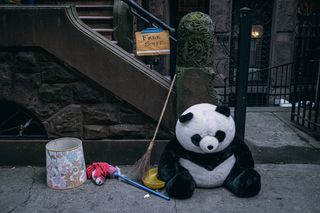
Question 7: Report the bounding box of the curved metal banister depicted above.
[121,0,175,35]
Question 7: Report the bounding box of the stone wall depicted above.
[0,48,171,140]
[269,0,298,67]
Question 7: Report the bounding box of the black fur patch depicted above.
[172,138,233,171]
[158,151,179,182]
[166,171,196,199]
[191,134,202,146]
[215,130,226,142]
[215,106,231,117]
[179,112,193,123]
[224,168,261,197]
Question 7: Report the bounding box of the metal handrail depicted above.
[121,0,176,41]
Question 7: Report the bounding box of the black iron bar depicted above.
[224,78,227,104]
[122,0,175,34]
[271,67,275,105]
[291,113,320,126]
[307,61,316,128]
[280,65,284,103]
[267,66,272,106]
[313,61,320,132]
[284,64,289,104]
[234,7,252,141]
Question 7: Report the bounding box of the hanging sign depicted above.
[135,28,170,56]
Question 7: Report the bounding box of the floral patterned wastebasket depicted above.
[46,137,87,189]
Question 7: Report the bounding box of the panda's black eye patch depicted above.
[215,131,226,142]
[179,112,193,123]
[191,134,202,146]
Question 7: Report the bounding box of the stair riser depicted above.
[63,0,114,5]
[83,22,113,29]
[77,9,113,16]
[95,31,113,39]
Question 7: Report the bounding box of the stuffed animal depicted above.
[86,162,118,185]
[158,103,261,199]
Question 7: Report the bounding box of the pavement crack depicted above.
[7,166,36,213]
[22,166,36,206]
[174,199,178,213]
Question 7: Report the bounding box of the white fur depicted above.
[179,155,236,188]
[176,103,235,153]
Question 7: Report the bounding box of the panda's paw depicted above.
[230,169,261,197]
[166,171,196,199]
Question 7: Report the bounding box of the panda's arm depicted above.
[232,136,255,169]
[158,138,182,182]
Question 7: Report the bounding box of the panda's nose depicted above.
[200,136,219,153]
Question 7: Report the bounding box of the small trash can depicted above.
[46,137,87,189]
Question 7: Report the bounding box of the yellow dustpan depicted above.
[142,167,165,190]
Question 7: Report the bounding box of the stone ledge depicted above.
[0,139,169,166]
[1,138,319,166]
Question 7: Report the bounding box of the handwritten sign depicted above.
[135,28,170,56]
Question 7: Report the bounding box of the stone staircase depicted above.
[0,6,176,131]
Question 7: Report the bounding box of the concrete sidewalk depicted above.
[1,164,320,213]
[243,107,320,164]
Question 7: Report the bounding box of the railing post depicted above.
[114,0,133,52]
[234,7,252,141]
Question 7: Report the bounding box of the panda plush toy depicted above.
[158,103,261,199]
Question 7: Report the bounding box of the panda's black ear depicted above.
[215,106,231,117]
[179,112,193,123]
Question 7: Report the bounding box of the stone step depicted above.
[79,15,113,20]
[76,5,113,16]
[80,16,113,29]
[75,4,113,8]
[92,28,114,39]
[63,0,114,5]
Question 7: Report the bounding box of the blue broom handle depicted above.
[114,173,170,201]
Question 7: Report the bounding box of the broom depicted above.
[132,74,177,181]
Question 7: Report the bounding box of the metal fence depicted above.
[222,62,294,107]
[291,12,320,139]
[291,60,320,139]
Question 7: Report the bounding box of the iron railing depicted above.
[291,60,320,139]
[222,62,294,107]
[291,12,320,139]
